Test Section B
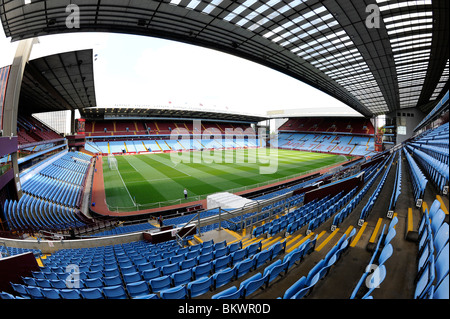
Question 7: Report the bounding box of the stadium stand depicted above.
[0,1,448,304]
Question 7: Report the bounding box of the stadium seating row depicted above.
[388,150,402,214]
[414,199,448,299]
[350,217,398,298]
[332,155,390,229]
[359,153,394,222]
[280,229,356,299]
[2,237,290,299]
[2,151,92,231]
[212,235,317,299]
[278,117,375,135]
[403,146,428,208]
[3,195,85,231]
[85,138,261,154]
[278,132,375,156]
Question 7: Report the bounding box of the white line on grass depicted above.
[113,163,136,207]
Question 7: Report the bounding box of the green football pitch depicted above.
[102,148,349,211]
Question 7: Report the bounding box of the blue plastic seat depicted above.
[254,250,271,269]
[197,251,213,265]
[26,286,45,299]
[21,276,36,286]
[123,271,142,285]
[35,278,52,288]
[361,265,387,299]
[415,259,435,299]
[211,286,243,299]
[103,268,120,278]
[149,275,172,293]
[161,263,179,276]
[235,258,255,279]
[193,262,213,279]
[133,293,159,299]
[264,259,288,286]
[126,281,151,298]
[378,244,393,267]
[292,268,327,299]
[283,276,306,299]
[84,277,104,288]
[59,289,82,299]
[434,222,449,259]
[103,285,128,299]
[433,274,449,299]
[187,276,212,298]
[10,283,29,298]
[231,249,247,265]
[240,272,268,298]
[80,288,105,299]
[160,285,188,299]
[86,270,103,279]
[431,209,445,235]
[171,269,192,286]
[213,267,234,289]
[180,257,197,270]
[0,291,17,299]
[142,268,160,281]
[213,255,231,273]
[103,275,122,286]
[434,242,449,288]
[40,288,61,299]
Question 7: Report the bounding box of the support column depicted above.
[2,38,37,199]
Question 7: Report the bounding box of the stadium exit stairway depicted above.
[198,154,448,299]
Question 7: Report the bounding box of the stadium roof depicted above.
[20,49,96,114]
[1,1,448,118]
[80,106,267,123]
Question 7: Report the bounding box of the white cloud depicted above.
[1,30,362,117]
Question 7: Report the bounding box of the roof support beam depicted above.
[2,37,38,199]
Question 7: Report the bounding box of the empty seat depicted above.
[171,269,192,287]
[212,286,243,299]
[213,267,234,289]
[187,276,212,298]
[84,277,104,288]
[160,285,188,299]
[103,275,122,286]
[213,255,231,273]
[41,288,61,299]
[26,286,45,299]
[142,268,160,281]
[122,271,142,285]
[193,262,213,279]
[254,250,271,269]
[234,258,255,279]
[126,281,151,298]
[264,259,288,286]
[103,285,128,299]
[240,272,268,298]
[149,276,171,293]
[59,289,82,299]
[80,288,105,299]
[432,274,449,299]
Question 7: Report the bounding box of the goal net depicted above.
[108,155,118,170]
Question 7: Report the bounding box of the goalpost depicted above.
[108,155,118,170]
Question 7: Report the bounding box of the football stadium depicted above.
[0,0,448,308]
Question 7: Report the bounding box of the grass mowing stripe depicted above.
[103,149,350,210]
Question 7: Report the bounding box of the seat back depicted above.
[80,288,104,299]
[160,285,188,299]
[213,267,234,289]
[187,276,212,298]
[126,281,150,298]
[149,275,171,293]
[103,285,127,299]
